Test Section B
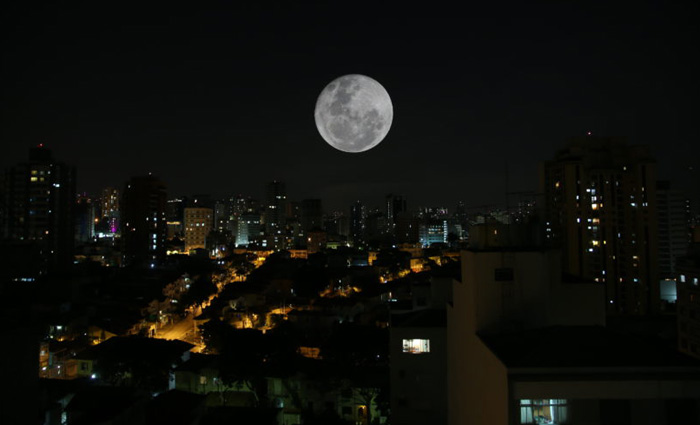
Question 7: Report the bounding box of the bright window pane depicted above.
[402,339,430,354]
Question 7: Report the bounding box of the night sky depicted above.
[2,2,698,212]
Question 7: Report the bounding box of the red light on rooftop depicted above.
[586,131,592,136]
[38,143,44,148]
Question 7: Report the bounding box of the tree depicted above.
[180,274,217,308]
[218,328,269,405]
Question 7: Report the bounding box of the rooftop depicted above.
[481,325,700,370]
[392,309,446,328]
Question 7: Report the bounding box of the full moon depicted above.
[314,74,393,153]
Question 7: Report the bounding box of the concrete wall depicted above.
[390,326,447,425]
[447,261,509,425]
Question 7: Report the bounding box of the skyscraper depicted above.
[265,181,287,236]
[121,175,167,267]
[385,193,406,234]
[236,213,261,247]
[656,180,689,279]
[1,145,76,276]
[350,200,366,247]
[541,136,659,315]
[165,198,185,240]
[99,187,120,236]
[301,199,323,232]
[74,193,95,244]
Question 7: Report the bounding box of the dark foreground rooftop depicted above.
[481,325,700,369]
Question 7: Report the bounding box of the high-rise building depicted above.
[657,180,689,279]
[386,193,406,234]
[265,181,287,236]
[0,145,76,276]
[236,212,261,247]
[184,207,213,253]
[301,199,323,233]
[98,187,120,237]
[350,200,366,247]
[121,175,167,267]
[166,198,185,240]
[213,200,229,233]
[75,193,96,244]
[101,187,119,219]
[229,194,253,218]
[541,136,659,315]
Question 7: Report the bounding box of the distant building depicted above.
[324,211,349,239]
[541,136,659,315]
[98,187,120,237]
[306,229,327,253]
[121,175,167,267]
[264,181,287,236]
[396,214,419,244]
[236,213,261,247]
[301,199,323,233]
[166,198,185,240]
[657,180,689,279]
[101,187,120,219]
[350,201,366,247]
[419,220,447,247]
[213,200,229,233]
[0,145,76,277]
[75,193,96,244]
[366,208,387,245]
[386,194,407,234]
[184,207,213,253]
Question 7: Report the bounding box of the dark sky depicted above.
[2,2,698,212]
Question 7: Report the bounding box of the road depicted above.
[156,313,195,341]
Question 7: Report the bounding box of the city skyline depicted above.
[2,3,699,211]
[5,4,700,424]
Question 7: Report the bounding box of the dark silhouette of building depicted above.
[541,136,659,315]
[75,193,96,244]
[657,180,690,279]
[386,193,406,234]
[677,243,700,359]
[0,145,76,278]
[350,200,366,247]
[301,198,323,233]
[264,181,287,236]
[166,197,185,240]
[121,175,167,267]
[97,187,120,236]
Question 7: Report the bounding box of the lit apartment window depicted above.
[402,339,430,354]
[520,399,568,424]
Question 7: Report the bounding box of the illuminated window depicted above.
[402,339,430,354]
[520,399,568,424]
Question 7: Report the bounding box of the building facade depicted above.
[184,207,213,253]
[541,136,659,315]
[1,145,76,277]
[121,175,167,267]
